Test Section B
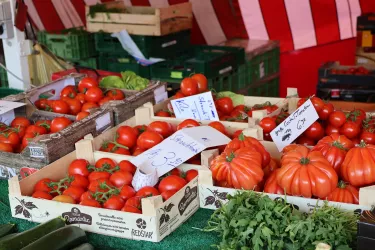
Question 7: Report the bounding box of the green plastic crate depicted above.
[237,75,280,97]
[98,54,150,78]
[70,57,98,69]
[38,31,96,60]
[0,68,8,87]
[0,88,23,98]
[94,30,191,59]
[247,46,280,83]
[150,45,245,81]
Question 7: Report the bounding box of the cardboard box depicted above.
[8,138,202,242]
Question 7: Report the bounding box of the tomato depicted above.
[159,175,187,193]
[339,121,360,139]
[88,171,111,182]
[68,159,90,177]
[0,142,14,152]
[104,196,124,210]
[100,142,130,155]
[328,111,346,128]
[50,117,72,133]
[110,171,133,188]
[80,191,94,201]
[351,137,361,145]
[125,196,142,210]
[208,121,227,135]
[119,185,136,201]
[232,130,243,139]
[155,111,171,117]
[177,119,200,130]
[122,205,141,213]
[81,102,99,113]
[22,132,36,148]
[304,122,324,141]
[133,125,147,136]
[75,93,86,105]
[106,89,125,100]
[318,103,334,120]
[52,195,76,204]
[116,126,137,148]
[259,117,277,134]
[325,124,340,135]
[118,160,136,174]
[88,178,112,193]
[10,126,26,139]
[25,125,47,135]
[98,97,112,106]
[0,131,20,149]
[310,97,325,113]
[11,117,31,128]
[147,121,173,138]
[185,169,198,182]
[64,98,82,115]
[33,178,53,193]
[173,91,185,99]
[132,147,145,156]
[296,135,315,146]
[78,77,98,93]
[80,199,102,208]
[347,109,366,125]
[70,175,89,189]
[32,191,53,200]
[161,190,177,201]
[63,186,85,202]
[180,78,198,96]
[35,120,51,132]
[0,123,8,132]
[85,87,103,103]
[60,85,77,99]
[35,99,50,110]
[137,131,163,150]
[168,168,182,177]
[76,111,90,121]
[360,131,375,145]
[297,98,307,108]
[95,158,116,170]
[191,73,208,93]
[136,186,160,197]
[51,100,70,114]
[215,97,234,115]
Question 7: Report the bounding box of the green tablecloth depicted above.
[0,180,219,250]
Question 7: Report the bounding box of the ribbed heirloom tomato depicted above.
[326,181,359,204]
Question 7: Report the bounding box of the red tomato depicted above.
[208,121,227,135]
[297,98,307,108]
[136,186,160,197]
[158,175,187,193]
[132,147,145,156]
[296,136,315,146]
[348,109,366,125]
[180,78,198,96]
[88,171,111,182]
[215,97,234,115]
[339,121,360,139]
[161,190,177,201]
[11,126,26,138]
[33,178,53,193]
[106,89,125,100]
[11,117,31,128]
[98,97,112,106]
[99,142,131,155]
[60,85,77,99]
[360,131,375,145]
[185,169,198,182]
[95,158,116,170]
[35,99,50,110]
[0,123,8,132]
[110,171,133,188]
[75,93,86,105]
[80,199,101,208]
[103,195,124,210]
[304,122,324,141]
[191,73,208,93]
[65,98,82,115]
[116,126,137,148]
[0,142,13,152]
[318,103,334,120]
[177,119,200,130]
[80,191,94,201]
[88,178,112,193]
[174,92,185,99]
[119,185,136,201]
[0,131,20,149]
[68,159,90,177]
[76,111,90,121]
[169,168,182,177]
[22,132,37,148]
[25,125,47,135]
[134,125,147,136]
[147,121,173,138]
[155,111,171,117]
[51,100,70,114]
[32,191,53,200]
[78,77,98,93]
[325,124,340,136]
[137,131,163,150]
[310,97,325,113]
[52,195,76,204]
[70,175,89,189]
[35,120,52,132]
[125,196,142,210]
[81,102,99,113]
[118,160,136,174]
[351,137,361,145]
[63,186,85,202]
[85,87,103,103]
[259,117,277,134]
[122,205,141,214]
[232,130,243,139]
[328,111,346,128]
[50,117,72,133]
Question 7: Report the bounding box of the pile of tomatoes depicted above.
[31,158,198,213]
[34,77,125,121]
[330,66,370,75]
[0,116,72,153]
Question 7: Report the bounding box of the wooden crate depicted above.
[86,2,193,36]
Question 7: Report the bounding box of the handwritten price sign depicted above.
[270,99,319,151]
[171,92,219,121]
[131,126,230,190]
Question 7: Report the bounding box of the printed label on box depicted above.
[270,99,319,151]
[171,92,219,121]
[29,147,45,159]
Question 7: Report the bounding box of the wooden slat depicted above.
[159,2,192,21]
[87,22,161,35]
[89,13,158,25]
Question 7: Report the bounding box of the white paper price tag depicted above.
[170,92,219,121]
[95,112,111,131]
[131,126,230,190]
[270,99,319,151]
[0,101,26,125]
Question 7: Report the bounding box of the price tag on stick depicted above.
[270,99,319,151]
[131,126,230,190]
[170,92,219,121]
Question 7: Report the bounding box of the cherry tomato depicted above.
[191,73,208,93]
[0,131,20,149]
[318,103,334,120]
[81,102,99,113]
[136,186,160,197]
[78,77,98,93]
[161,190,177,201]
[340,121,360,139]
[33,178,53,193]
[64,98,82,115]
[63,186,85,202]
[32,191,53,200]
[155,111,171,117]
[158,175,187,193]
[177,119,200,130]
[116,126,137,148]
[147,121,173,138]
[110,171,133,188]
[328,111,346,128]
[76,111,90,121]
[137,131,163,150]
[118,160,136,174]
[215,97,234,115]
[104,195,125,210]
[11,117,31,128]
[70,175,89,189]
[106,89,125,100]
[95,158,116,170]
[122,205,142,214]
[304,122,324,140]
[80,199,101,208]
[296,136,315,146]
[208,121,227,135]
[98,97,112,106]
[180,78,198,96]
[50,117,72,133]
[75,93,86,105]
[185,169,198,182]
[259,117,277,134]
[68,159,90,177]
[119,185,136,201]
[52,195,76,204]
[88,171,111,182]
[360,131,375,145]
[60,85,77,99]
[0,142,13,152]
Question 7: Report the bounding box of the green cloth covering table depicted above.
[0,180,218,249]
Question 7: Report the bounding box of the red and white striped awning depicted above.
[25,0,375,52]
